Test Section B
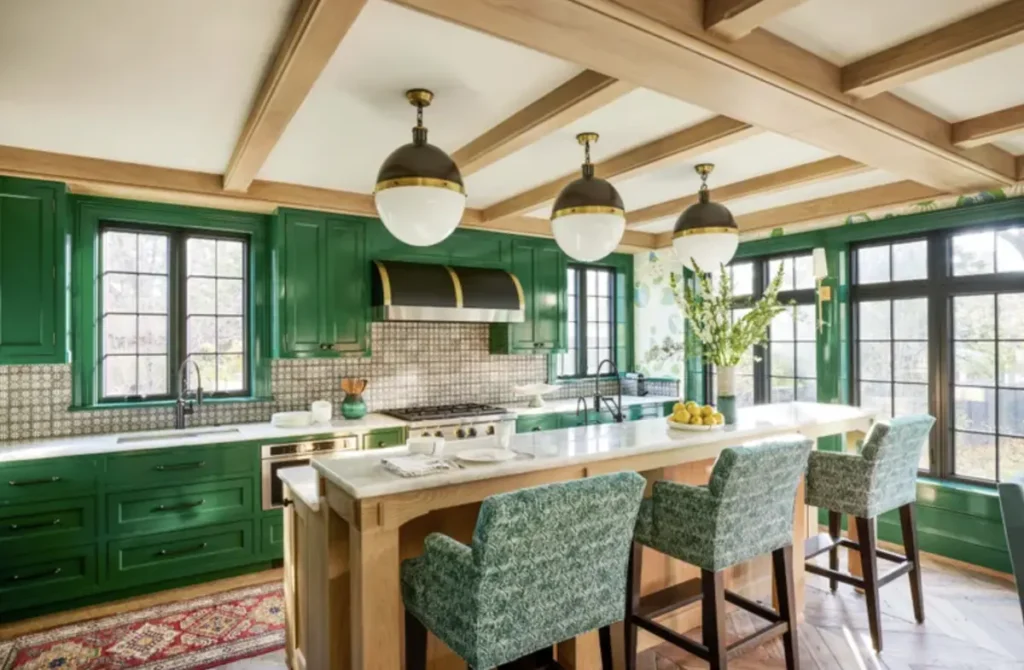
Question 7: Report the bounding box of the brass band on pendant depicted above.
[373,261,392,306]
[506,272,525,310]
[445,266,464,308]
[672,225,737,239]
[373,177,466,195]
[550,205,625,221]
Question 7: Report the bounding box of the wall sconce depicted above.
[812,247,831,333]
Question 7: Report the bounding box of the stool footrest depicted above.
[727,621,790,660]
[636,578,702,620]
[724,590,782,623]
[805,532,909,565]
[805,559,914,589]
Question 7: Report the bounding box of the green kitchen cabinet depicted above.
[0,544,100,615]
[274,209,368,358]
[0,178,65,364]
[106,478,253,537]
[629,403,665,421]
[516,414,561,433]
[0,456,100,505]
[0,496,97,557]
[261,512,284,559]
[105,443,253,489]
[490,239,567,354]
[363,426,407,450]
[558,410,616,428]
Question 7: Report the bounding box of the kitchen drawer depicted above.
[107,478,253,537]
[363,427,406,450]
[261,512,284,558]
[0,544,99,615]
[629,403,664,421]
[0,457,100,505]
[0,496,97,556]
[106,443,255,489]
[107,520,255,589]
[558,411,616,428]
[516,414,560,433]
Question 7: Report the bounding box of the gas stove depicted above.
[381,403,513,440]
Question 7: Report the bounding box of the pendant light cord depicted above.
[698,169,710,203]
[581,136,594,179]
[412,101,427,146]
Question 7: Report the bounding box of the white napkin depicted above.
[380,454,454,478]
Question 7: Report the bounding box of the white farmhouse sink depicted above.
[116,427,241,444]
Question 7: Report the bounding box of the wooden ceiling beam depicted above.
[703,0,808,41]
[482,115,756,221]
[222,0,368,192]
[0,145,657,251]
[626,155,867,228]
[452,70,633,176]
[390,0,1016,191]
[952,103,1024,148]
[842,0,1024,98]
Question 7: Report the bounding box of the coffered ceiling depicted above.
[0,0,1021,251]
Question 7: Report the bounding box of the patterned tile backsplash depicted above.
[0,322,677,443]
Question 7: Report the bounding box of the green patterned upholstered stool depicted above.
[401,471,647,670]
[627,437,813,670]
[803,414,935,652]
[998,473,1024,625]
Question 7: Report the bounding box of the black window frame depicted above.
[559,263,617,379]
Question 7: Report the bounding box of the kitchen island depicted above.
[286,402,875,670]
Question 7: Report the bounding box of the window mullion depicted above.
[171,230,187,396]
[929,229,951,479]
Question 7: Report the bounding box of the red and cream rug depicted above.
[0,582,285,670]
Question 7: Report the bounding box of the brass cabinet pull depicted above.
[153,461,206,471]
[154,499,205,512]
[157,542,208,557]
[8,476,61,486]
[9,567,61,582]
[9,518,61,531]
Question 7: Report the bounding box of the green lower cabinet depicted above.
[629,403,665,421]
[107,479,252,537]
[558,410,616,428]
[107,520,256,589]
[106,444,254,489]
[261,512,284,559]
[516,414,561,433]
[0,496,97,556]
[1,456,101,505]
[0,544,100,615]
[363,427,406,450]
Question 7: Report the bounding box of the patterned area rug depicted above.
[0,582,285,670]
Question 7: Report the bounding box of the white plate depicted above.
[271,411,313,428]
[455,448,519,463]
[666,417,723,431]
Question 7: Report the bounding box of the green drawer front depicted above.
[0,545,99,614]
[516,415,560,433]
[261,513,284,558]
[106,444,254,489]
[629,403,664,421]
[363,427,406,450]
[107,478,253,537]
[0,496,97,556]
[0,457,100,505]
[108,520,255,589]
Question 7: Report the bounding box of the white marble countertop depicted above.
[0,413,408,464]
[500,394,678,417]
[278,466,320,512]
[312,402,875,500]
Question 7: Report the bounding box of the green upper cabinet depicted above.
[274,209,368,358]
[490,239,566,354]
[0,178,65,365]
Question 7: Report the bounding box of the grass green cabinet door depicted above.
[0,178,64,364]
[278,211,324,356]
[322,216,368,355]
[490,240,566,354]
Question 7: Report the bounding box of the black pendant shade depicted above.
[672,164,737,239]
[551,132,624,220]
[374,89,465,195]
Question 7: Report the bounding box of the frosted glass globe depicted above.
[551,212,625,262]
[672,231,739,272]
[374,186,466,247]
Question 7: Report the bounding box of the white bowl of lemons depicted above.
[666,401,725,431]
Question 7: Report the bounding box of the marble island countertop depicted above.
[278,465,321,512]
[0,413,408,464]
[312,402,875,500]
[499,394,679,417]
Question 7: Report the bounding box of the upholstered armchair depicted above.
[998,473,1024,625]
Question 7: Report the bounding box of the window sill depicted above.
[917,476,998,497]
[69,396,274,412]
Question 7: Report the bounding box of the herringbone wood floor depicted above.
[640,553,1024,669]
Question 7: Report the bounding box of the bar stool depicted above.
[401,471,646,670]
[626,437,813,670]
[804,414,935,652]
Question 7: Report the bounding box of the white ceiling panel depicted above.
[764,0,1006,66]
[995,132,1024,155]
[612,133,833,213]
[726,169,901,216]
[464,88,715,208]
[893,43,1024,122]
[633,217,675,234]
[0,0,295,172]
[258,0,581,192]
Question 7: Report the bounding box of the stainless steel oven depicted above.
[261,437,358,510]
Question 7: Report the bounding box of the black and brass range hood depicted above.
[371,260,524,323]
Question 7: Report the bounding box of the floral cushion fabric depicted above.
[634,437,812,572]
[401,471,646,669]
[805,414,935,518]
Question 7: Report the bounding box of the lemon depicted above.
[673,409,691,424]
[711,412,724,425]
[701,405,713,417]
[703,416,716,426]
[684,401,699,414]
[689,415,703,426]
[673,402,686,414]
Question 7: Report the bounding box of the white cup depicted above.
[311,400,332,424]
[496,419,515,449]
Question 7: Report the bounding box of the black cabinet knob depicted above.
[467,427,477,437]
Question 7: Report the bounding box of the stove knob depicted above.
[421,431,431,438]
[456,428,466,439]
[434,430,444,438]
[467,427,477,438]
[486,426,496,436]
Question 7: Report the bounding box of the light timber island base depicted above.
[282,402,874,670]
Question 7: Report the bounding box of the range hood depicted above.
[371,260,525,323]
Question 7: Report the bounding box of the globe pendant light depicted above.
[672,164,738,272]
[374,89,466,247]
[550,132,625,262]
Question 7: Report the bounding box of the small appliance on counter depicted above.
[341,378,368,419]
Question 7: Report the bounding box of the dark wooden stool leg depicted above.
[772,545,801,670]
[900,503,925,623]
[702,569,728,670]
[624,543,642,670]
[599,625,613,670]
[405,610,428,670]
[828,510,841,593]
[855,516,883,652]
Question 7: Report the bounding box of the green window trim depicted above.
[70,197,272,409]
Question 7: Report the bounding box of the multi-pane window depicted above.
[99,226,248,401]
[727,261,756,407]
[560,265,615,377]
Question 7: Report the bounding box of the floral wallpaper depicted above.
[633,249,686,379]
